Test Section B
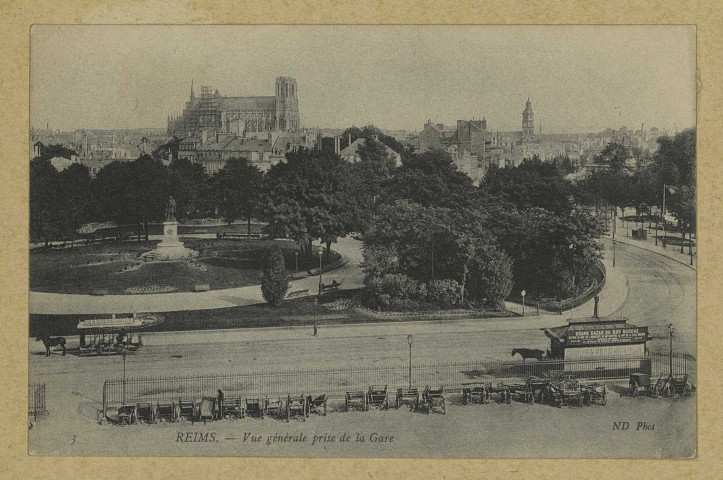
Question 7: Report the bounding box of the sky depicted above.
[30,25,696,133]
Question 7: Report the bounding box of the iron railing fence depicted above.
[28,383,47,420]
[102,353,694,409]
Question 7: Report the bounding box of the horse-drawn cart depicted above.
[245,397,266,418]
[156,400,180,422]
[286,394,308,421]
[462,383,489,405]
[367,385,389,410]
[345,391,367,412]
[223,396,245,419]
[487,382,512,404]
[669,374,693,396]
[422,386,445,414]
[546,375,583,407]
[265,396,284,419]
[580,383,607,406]
[105,404,138,425]
[194,397,216,423]
[307,394,328,415]
[396,388,420,410]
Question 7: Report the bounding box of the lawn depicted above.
[30,239,340,295]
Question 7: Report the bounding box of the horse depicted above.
[511,348,545,361]
[36,336,66,357]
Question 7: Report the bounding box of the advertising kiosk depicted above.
[543,316,650,375]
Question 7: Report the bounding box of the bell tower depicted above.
[522,97,535,140]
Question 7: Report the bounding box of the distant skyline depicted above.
[31,25,696,134]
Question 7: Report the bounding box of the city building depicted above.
[167,77,300,137]
[338,137,402,167]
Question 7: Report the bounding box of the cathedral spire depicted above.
[190,80,194,99]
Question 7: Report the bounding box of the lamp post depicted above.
[689,224,694,266]
[315,246,323,336]
[294,251,299,274]
[668,324,674,375]
[317,246,324,295]
[612,239,616,267]
[407,335,413,388]
[662,184,667,249]
[521,290,526,317]
[121,347,127,404]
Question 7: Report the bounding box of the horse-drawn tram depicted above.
[77,313,164,356]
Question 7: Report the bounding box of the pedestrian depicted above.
[217,389,224,420]
[313,323,318,337]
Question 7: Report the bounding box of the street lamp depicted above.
[407,335,413,388]
[121,347,128,404]
[317,246,324,296]
[668,324,675,375]
[294,251,299,274]
[521,290,526,317]
[612,239,616,267]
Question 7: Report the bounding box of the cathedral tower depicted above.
[522,97,535,140]
[275,77,300,131]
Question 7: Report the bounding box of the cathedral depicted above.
[167,77,300,137]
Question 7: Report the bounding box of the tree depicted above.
[58,163,94,242]
[261,246,289,306]
[465,246,514,309]
[263,148,360,257]
[213,157,264,238]
[348,136,397,232]
[655,128,696,187]
[168,157,207,220]
[594,142,629,173]
[131,155,169,240]
[382,149,478,211]
[30,157,62,245]
[481,157,573,215]
[93,161,138,241]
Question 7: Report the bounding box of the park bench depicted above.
[216,232,262,240]
[286,288,309,298]
[321,279,342,292]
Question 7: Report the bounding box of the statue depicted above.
[165,196,177,221]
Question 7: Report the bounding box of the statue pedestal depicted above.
[143,220,197,261]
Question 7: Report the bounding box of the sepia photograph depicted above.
[28,25,696,458]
